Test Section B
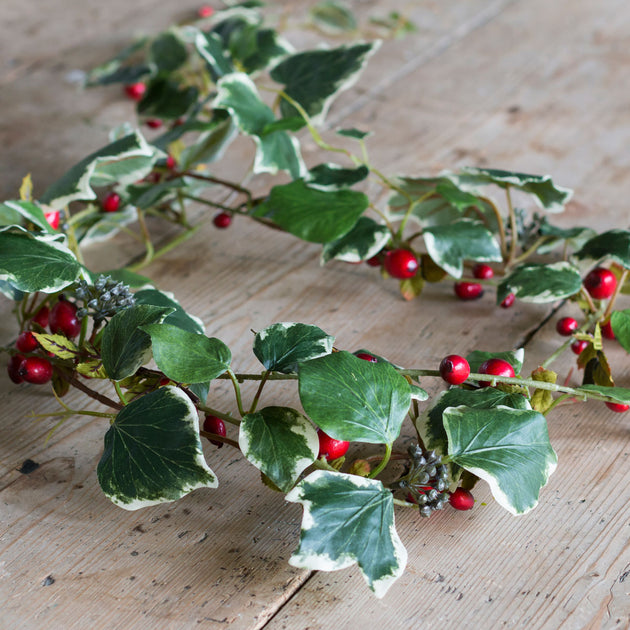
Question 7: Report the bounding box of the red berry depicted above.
[44,210,60,230]
[454,281,483,301]
[146,118,163,129]
[449,487,475,510]
[7,354,25,384]
[383,249,418,279]
[601,319,615,340]
[49,300,81,338]
[102,192,121,213]
[166,155,177,170]
[203,415,227,448]
[478,358,515,387]
[605,401,629,413]
[584,267,617,300]
[197,5,214,17]
[439,354,470,385]
[472,263,494,280]
[500,292,515,309]
[356,352,377,363]
[317,429,349,461]
[32,306,49,328]
[16,331,39,353]
[571,340,589,355]
[213,212,232,229]
[124,82,146,101]
[18,356,53,384]
[556,317,579,336]
[366,255,382,267]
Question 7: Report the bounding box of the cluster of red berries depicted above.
[439,354,515,387]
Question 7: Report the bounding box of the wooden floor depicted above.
[1,1,629,628]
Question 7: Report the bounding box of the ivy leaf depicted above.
[134,288,205,334]
[150,31,188,73]
[137,78,199,119]
[191,30,233,79]
[286,470,407,598]
[32,333,80,360]
[452,167,573,213]
[422,218,502,279]
[239,406,318,492]
[309,1,358,35]
[226,24,294,74]
[101,304,174,381]
[444,406,557,514]
[0,200,57,234]
[321,216,389,264]
[78,206,137,245]
[40,132,162,210]
[466,348,524,375]
[497,262,582,304]
[536,221,596,255]
[253,179,368,243]
[270,42,380,123]
[577,385,630,404]
[141,324,231,383]
[306,163,369,190]
[179,111,237,169]
[84,37,149,85]
[97,386,217,510]
[611,310,630,353]
[298,351,411,444]
[336,128,371,140]
[253,322,334,374]
[573,229,630,269]
[0,227,82,293]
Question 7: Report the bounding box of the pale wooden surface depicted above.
[1,1,629,628]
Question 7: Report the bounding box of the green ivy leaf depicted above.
[0,200,57,234]
[611,310,630,353]
[444,406,557,514]
[422,218,502,279]
[134,288,205,334]
[150,31,188,73]
[309,1,358,34]
[191,30,234,79]
[306,163,369,190]
[227,24,293,74]
[336,127,371,140]
[101,304,174,381]
[576,385,630,404]
[123,178,188,210]
[536,220,596,255]
[573,229,630,269]
[286,470,407,598]
[138,78,199,119]
[253,179,368,244]
[97,386,217,509]
[84,37,149,85]
[321,216,389,264]
[239,406,318,492]
[179,111,237,169]
[40,132,162,210]
[298,351,411,444]
[466,348,524,375]
[270,42,380,123]
[253,322,334,374]
[0,227,81,293]
[497,262,582,304]
[141,323,231,383]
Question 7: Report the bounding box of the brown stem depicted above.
[58,370,123,411]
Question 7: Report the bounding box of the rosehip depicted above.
[102,192,121,213]
[601,319,615,340]
[203,414,226,448]
[472,263,494,280]
[478,358,515,387]
[124,82,146,101]
[32,306,49,328]
[449,487,475,510]
[18,357,53,384]
[571,340,589,355]
[49,300,81,338]
[44,210,60,230]
[197,5,214,17]
[500,292,515,309]
[556,317,578,336]
[366,255,382,267]
[583,267,617,300]
[439,354,470,385]
[16,331,39,353]
[213,212,232,229]
[7,355,25,384]
[383,249,419,279]
[605,402,629,413]
[356,352,377,363]
[454,281,483,300]
[317,429,349,461]
[166,155,177,170]
[146,118,163,129]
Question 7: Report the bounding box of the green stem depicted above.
[78,312,89,347]
[393,498,418,508]
[135,208,155,268]
[505,185,518,264]
[480,195,507,261]
[541,311,602,369]
[181,171,253,205]
[509,235,553,267]
[196,404,241,426]
[126,226,200,273]
[311,457,340,472]
[32,408,116,420]
[114,381,127,406]
[603,268,629,321]
[543,393,574,414]
[227,369,246,417]
[249,370,270,414]
[368,442,393,479]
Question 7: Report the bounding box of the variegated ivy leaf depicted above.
[32,333,80,360]
[0,226,82,294]
[190,29,234,79]
[298,351,411,444]
[497,261,582,304]
[451,167,573,213]
[78,205,137,246]
[150,30,188,73]
[213,73,305,178]
[422,218,502,279]
[178,111,237,170]
[444,405,557,515]
[0,200,57,234]
[137,78,199,120]
[576,385,630,404]
[239,406,318,492]
[466,348,524,375]
[573,229,630,269]
[134,288,205,334]
[40,132,163,210]
[306,163,369,191]
[286,470,407,598]
[309,1,358,35]
[253,322,334,374]
[610,309,630,353]
[225,23,294,75]
[270,42,381,124]
[141,323,232,384]
[84,37,150,85]
[321,216,389,264]
[97,386,217,510]
[536,220,596,255]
